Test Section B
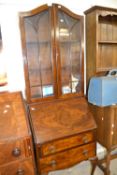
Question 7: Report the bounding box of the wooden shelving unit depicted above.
[85,6,117,175]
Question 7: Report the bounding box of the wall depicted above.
[0,0,117,96]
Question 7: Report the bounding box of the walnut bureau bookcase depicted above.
[19,4,97,175]
[85,6,117,175]
[0,92,36,175]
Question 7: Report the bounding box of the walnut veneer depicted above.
[19,4,97,175]
[28,97,96,174]
[0,92,36,175]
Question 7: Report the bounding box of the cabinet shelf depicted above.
[26,40,80,45]
[26,41,50,44]
[60,40,81,43]
[98,41,117,44]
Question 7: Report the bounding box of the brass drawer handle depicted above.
[12,148,21,157]
[82,136,88,143]
[50,160,57,168]
[48,145,56,153]
[83,150,88,156]
[16,169,25,175]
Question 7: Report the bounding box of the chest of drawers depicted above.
[28,97,97,175]
[0,92,36,175]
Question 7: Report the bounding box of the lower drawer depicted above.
[0,158,35,175]
[39,142,96,173]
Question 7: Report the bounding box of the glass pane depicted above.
[24,10,54,98]
[31,86,42,98]
[58,11,82,94]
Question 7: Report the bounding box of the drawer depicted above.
[0,158,35,175]
[39,142,96,173]
[0,138,32,165]
[40,131,94,156]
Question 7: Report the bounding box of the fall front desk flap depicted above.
[29,97,96,144]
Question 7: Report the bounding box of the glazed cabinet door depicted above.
[19,4,84,103]
[20,5,57,102]
[54,4,84,97]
